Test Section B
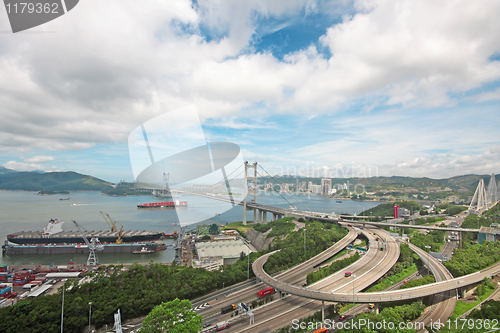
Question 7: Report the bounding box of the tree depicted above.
[201,235,211,240]
[209,223,219,235]
[138,298,203,333]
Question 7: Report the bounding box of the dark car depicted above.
[339,315,347,320]
[302,283,307,287]
[203,323,211,328]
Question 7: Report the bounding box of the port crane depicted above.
[99,211,123,244]
[72,220,103,266]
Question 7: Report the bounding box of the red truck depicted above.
[258,287,274,298]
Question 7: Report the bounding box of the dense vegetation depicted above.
[400,275,435,289]
[443,241,500,277]
[0,218,347,332]
[0,256,261,333]
[335,302,426,333]
[410,230,445,253]
[469,298,500,320]
[138,298,202,333]
[0,171,112,191]
[265,220,348,273]
[362,201,422,218]
[366,243,418,292]
[253,218,296,238]
[306,252,360,284]
[101,187,152,196]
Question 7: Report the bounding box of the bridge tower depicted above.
[243,162,258,226]
[469,179,488,212]
[487,173,498,205]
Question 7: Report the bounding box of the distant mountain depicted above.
[0,166,18,174]
[0,171,113,192]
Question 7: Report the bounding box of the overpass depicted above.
[252,238,499,303]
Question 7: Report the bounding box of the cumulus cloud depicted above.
[21,156,55,163]
[3,160,55,172]
[0,0,499,179]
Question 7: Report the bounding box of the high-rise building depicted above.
[308,181,313,191]
[298,181,306,192]
[321,178,332,195]
[312,185,322,194]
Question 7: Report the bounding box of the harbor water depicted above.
[0,190,382,266]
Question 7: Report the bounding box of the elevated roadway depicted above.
[175,190,480,233]
[253,236,500,304]
[201,227,358,316]
[222,227,400,333]
[410,240,456,331]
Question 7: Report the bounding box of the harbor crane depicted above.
[99,211,123,244]
[72,220,103,266]
[99,211,118,232]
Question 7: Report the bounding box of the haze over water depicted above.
[0,190,381,266]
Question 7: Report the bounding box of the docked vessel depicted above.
[137,200,187,208]
[6,219,165,245]
[132,247,155,254]
[2,242,160,255]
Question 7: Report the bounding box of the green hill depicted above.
[0,171,113,192]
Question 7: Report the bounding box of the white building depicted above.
[192,256,224,271]
[196,239,252,265]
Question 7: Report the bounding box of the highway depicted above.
[198,227,358,320]
[219,227,400,333]
[408,239,456,331]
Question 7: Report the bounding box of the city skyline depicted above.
[1,1,499,182]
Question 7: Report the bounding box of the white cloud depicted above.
[21,156,55,163]
[3,160,55,172]
[475,87,500,102]
[0,0,500,179]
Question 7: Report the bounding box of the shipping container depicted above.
[257,287,274,298]
[0,286,12,295]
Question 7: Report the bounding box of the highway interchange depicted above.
[196,210,489,333]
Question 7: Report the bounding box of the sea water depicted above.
[0,190,381,265]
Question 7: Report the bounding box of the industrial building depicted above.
[192,256,224,271]
[478,226,500,245]
[195,239,252,265]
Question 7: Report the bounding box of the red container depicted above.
[257,287,274,298]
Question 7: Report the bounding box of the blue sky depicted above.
[0,0,499,183]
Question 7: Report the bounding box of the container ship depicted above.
[2,241,163,255]
[5,219,166,245]
[137,200,188,208]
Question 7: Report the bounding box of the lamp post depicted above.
[60,281,65,333]
[351,274,356,318]
[88,302,92,333]
[303,228,306,255]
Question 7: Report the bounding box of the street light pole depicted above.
[89,302,92,333]
[303,228,306,255]
[60,282,65,333]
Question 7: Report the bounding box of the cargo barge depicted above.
[2,242,160,255]
[137,200,188,208]
[6,219,167,245]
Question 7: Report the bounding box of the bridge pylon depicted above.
[243,162,258,225]
[469,174,499,213]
